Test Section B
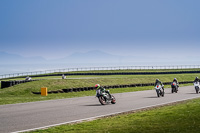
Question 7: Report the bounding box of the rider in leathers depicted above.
[154,79,164,90]
[173,78,179,91]
[95,84,112,99]
[194,77,200,83]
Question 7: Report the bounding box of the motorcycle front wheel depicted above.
[175,86,178,93]
[156,90,160,97]
[195,87,199,94]
[111,95,116,104]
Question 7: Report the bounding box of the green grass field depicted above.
[0,72,198,105]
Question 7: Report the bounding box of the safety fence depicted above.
[31,71,200,77]
[1,71,200,81]
[31,81,193,94]
[0,78,193,91]
[1,65,200,80]
[0,80,41,89]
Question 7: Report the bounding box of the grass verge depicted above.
[30,97,200,133]
[0,72,198,105]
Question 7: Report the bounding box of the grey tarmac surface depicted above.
[0,86,200,133]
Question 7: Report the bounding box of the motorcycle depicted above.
[171,82,178,93]
[154,84,164,97]
[96,89,116,105]
[193,81,200,94]
[25,76,32,81]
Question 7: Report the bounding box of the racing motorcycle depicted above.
[171,82,178,93]
[96,89,116,105]
[154,84,164,97]
[194,81,200,94]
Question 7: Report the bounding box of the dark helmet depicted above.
[174,78,177,81]
[195,77,199,80]
[156,79,159,82]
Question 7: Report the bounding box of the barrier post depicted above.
[41,87,48,96]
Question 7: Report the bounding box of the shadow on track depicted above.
[144,96,158,98]
[83,104,103,106]
[186,93,199,94]
[83,103,116,106]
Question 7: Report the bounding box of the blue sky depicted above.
[0,0,200,60]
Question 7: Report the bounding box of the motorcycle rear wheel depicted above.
[161,90,164,97]
[171,87,174,93]
[99,96,106,105]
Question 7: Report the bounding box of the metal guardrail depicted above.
[0,65,200,79]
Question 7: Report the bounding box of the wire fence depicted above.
[1,65,200,79]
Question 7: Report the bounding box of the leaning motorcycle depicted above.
[96,89,116,105]
[194,81,200,94]
[154,84,164,97]
[171,82,178,93]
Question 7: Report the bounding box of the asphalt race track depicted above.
[0,86,200,133]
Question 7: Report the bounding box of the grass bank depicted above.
[0,70,199,105]
[30,97,200,133]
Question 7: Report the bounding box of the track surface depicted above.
[0,86,200,133]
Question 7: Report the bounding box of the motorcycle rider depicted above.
[25,76,31,81]
[173,78,179,91]
[95,84,112,99]
[62,74,66,79]
[154,79,164,90]
[194,77,200,83]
